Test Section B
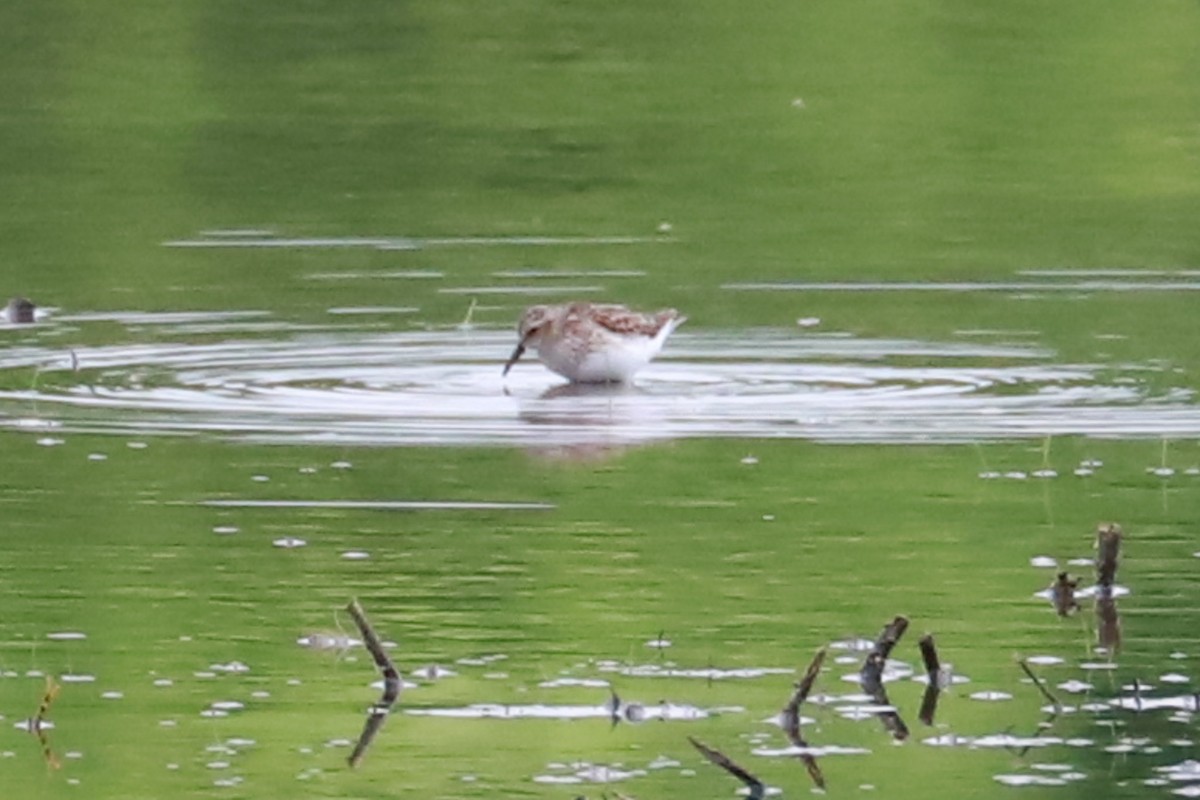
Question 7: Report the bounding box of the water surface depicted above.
[1,317,1195,449]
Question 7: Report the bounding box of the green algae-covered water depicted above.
[2,2,1199,798]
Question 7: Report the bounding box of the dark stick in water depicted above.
[688,736,765,800]
[779,647,827,790]
[917,633,943,725]
[874,615,909,660]
[345,599,402,767]
[918,634,940,682]
[24,675,62,770]
[1095,585,1122,654]
[1095,523,1122,588]
[858,616,910,740]
[783,647,826,723]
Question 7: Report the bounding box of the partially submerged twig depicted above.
[782,647,826,728]
[605,688,647,726]
[859,652,886,697]
[25,675,62,770]
[780,724,826,791]
[779,648,827,790]
[33,674,60,731]
[798,751,826,791]
[688,736,765,800]
[859,617,910,741]
[1095,586,1121,655]
[862,666,909,741]
[346,599,401,708]
[917,634,943,726]
[1017,657,1061,711]
[859,617,907,696]
[918,682,941,728]
[1095,523,1122,588]
[873,616,909,660]
[345,599,402,768]
[606,688,622,726]
[918,634,939,683]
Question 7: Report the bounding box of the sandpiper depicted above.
[502,302,685,383]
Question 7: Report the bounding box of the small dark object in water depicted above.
[1095,585,1121,654]
[859,651,910,741]
[917,634,943,726]
[605,688,621,724]
[1095,523,1122,587]
[918,680,941,727]
[859,651,886,696]
[858,616,908,698]
[605,688,647,726]
[345,598,402,768]
[29,674,60,735]
[917,633,940,682]
[1050,571,1079,617]
[858,617,911,741]
[781,647,826,731]
[688,736,765,800]
[779,648,827,790]
[24,675,62,770]
[873,615,909,659]
[5,297,35,324]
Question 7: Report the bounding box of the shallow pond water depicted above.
[1,303,1198,799]
[4,2,1200,797]
[1,312,1196,450]
[2,253,1198,800]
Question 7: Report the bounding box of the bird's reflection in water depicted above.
[516,381,640,429]
[524,442,633,463]
[537,381,643,401]
[515,381,676,460]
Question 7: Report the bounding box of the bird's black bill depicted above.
[502,341,527,376]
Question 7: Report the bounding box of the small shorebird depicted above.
[502,302,685,383]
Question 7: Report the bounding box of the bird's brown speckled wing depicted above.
[589,305,675,337]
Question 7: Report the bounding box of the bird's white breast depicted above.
[536,317,680,383]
